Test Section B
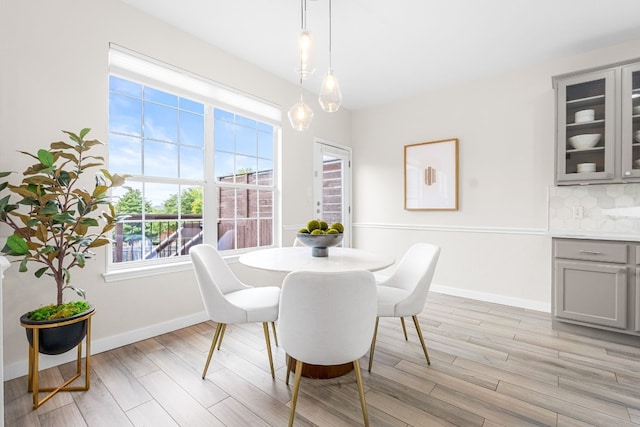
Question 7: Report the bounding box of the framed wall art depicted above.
[404,138,458,210]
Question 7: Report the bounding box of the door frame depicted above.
[313,138,352,247]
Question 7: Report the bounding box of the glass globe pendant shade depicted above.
[295,29,315,79]
[319,69,342,112]
[288,96,314,131]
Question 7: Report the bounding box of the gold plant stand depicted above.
[22,309,95,409]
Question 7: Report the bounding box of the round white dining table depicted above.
[238,246,394,273]
[239,246,394,379]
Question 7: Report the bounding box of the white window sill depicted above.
[102,254,242,283]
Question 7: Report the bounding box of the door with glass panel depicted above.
[313,140,351,247]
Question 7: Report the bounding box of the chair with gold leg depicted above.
[278,270,377,427]
[369,243,440,372]
[190,244,280,379]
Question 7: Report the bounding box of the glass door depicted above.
[313,140,351,247]
[556,70,615,183]
[621,63,640,179]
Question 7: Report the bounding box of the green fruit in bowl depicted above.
[326,228,339,235]
[330,222,344,233]
[310,229,325,235]
[319,221,328,231]
[307,219,321,232]
[298,228,310,234]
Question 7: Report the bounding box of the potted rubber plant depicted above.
[0,128,126,354]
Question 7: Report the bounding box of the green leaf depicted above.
[0,171,13,178]
[19,257,28,272]
[73,252,86,267]
[57,170,71,187]
[68,286,86,299]
[34,267,48,278]
[79,128,91,139]
[62,130,80,143]
[53,211,75,223]
[0,195,10,211]
[37,149,54,168]
[40,201,59,215]
[7,235,29,255]
[80,217,99,227]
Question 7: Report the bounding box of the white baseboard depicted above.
[4,311,209,381]
[431,284,551,313]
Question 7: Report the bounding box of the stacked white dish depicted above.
[636,130,640,143]
[577,163,596,173]
[568,134,601,149]
[633,105,640,115]
[575,109,594,123]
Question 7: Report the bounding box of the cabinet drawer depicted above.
[554,239,627,263]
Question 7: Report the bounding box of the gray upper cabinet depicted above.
[554,59,640,185]
[621,62,640,179]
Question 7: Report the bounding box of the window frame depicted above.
[105,48,281,277]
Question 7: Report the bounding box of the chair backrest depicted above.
[278,270,377,366]
[385,243,440,316]
[190,244,249,322]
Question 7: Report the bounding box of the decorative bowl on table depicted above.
[296,233,343,257]
[568,134,601,150]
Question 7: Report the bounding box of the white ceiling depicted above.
[120,0,640,110]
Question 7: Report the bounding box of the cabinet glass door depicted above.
[621,64,640,179]
[556,70,615,183]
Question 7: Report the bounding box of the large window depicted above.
[108,66,278,267]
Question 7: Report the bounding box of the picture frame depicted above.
[404,138,458,210]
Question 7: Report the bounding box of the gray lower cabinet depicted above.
[553,238,639,339]
[554,260,627,329]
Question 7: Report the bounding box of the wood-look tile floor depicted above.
[5,292,640,426]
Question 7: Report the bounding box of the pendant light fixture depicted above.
[288,79,314,131]
[295,0,315,79]
[318,0,342,112]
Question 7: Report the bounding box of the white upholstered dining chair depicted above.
[368,243,440,372]
[278,270,377,427]
[190,244,280,379]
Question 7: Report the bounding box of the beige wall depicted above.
[3,0,640,381]
[351,39,640,310]
[0,0,350,379]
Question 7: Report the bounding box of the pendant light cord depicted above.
[328,0,332,70]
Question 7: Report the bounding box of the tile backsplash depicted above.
[549,184,640,233]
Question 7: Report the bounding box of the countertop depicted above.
[549,231,640,242]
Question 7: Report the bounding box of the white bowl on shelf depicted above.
[633,105,640,115]
[568,134,601,150]
[575,109,594,123]
[576,163,596,173]
[636,130,640,143]
[634,159,640,168]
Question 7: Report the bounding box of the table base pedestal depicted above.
[289,356,353,379]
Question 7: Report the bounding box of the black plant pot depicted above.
[20,305,95,355]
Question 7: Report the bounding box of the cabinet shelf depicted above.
[566,119,605,128]
[566,146,605,154]
[566,94,605,108]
